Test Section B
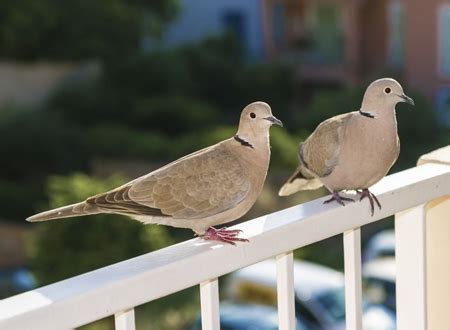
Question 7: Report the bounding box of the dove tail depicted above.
[26,202,100,222]
[278,166,323,196]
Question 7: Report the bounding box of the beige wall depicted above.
[426,196,450,330]
[418,146,450,330]
[0,61,99,108]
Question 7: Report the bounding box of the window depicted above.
[435,88,450,127]
[387,1,404,68]
[222,10,246,46]
[438,5,450,76]
[272,3,285,47]
[308,4,344,64]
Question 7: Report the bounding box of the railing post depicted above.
[114,309,136,330]
[276,252,296,330]
[343,228,363,330]
[395,205,427,330]
[200,278,220,330]
[414,146,450,330]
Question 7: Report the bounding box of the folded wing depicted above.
[87,145,251,220]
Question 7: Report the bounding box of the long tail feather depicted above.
[26,202,100,222]
[278,166,323,196]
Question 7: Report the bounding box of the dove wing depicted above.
[301,113,353,178]
[86,143,251,220]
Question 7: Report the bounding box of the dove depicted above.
[27,102,282,244]
[279,78,414,215]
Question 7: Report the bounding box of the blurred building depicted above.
[0,61,100,108]
[148,0,267,60]
[1,0,449,124]
[263,0,450,125]
[159,0,450,125]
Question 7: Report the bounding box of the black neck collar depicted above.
[359,109,375,118]
[234,135,254,149]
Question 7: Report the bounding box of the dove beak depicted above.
[399,94,415,106]
[264,116,283,127]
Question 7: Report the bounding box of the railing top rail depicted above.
[1,163,449,330]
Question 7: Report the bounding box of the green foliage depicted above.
[294,236,344,271]
[269,128,301,170]
[85,124,172,159]
[30,173,173,285]
[0,107,89,179]
[47,35,295,134]
[297,86,364,132]
[130,96,219,135]
[0,0,179,60]
[395,90,443,169]
[0,179,41,220]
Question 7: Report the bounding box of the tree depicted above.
[0,0,179,60]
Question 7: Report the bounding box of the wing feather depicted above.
[301,113,352,177]
[86,144,251,220]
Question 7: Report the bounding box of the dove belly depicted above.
[132,192,259,235]
[320,129,399,192]
[133,169,267,235]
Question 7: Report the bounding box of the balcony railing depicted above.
[0,154,449,330]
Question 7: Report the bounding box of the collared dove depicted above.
[27,102,282,244]
[279,78,414,215]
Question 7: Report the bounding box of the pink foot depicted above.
[201,227,249,245]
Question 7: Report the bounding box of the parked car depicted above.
[226,259,395,330]
[189,303,306,330]
[363,229,395,264]
[363,257,396,312]
[0,267,36,298]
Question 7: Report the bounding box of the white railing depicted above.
[1,162,449,330]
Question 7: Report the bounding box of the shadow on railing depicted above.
[0,151,449,330]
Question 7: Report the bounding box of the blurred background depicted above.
[0,0,449,329]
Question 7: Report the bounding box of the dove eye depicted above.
[250,112,256,119]
[384,87,392,94]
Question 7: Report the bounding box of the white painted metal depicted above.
[114,309,135,330]
[276,252,296,330]
[200,278,220,330]
[395,204,427,330]
[343,228,363,330]
[0,163,448,330]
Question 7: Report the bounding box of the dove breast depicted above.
[319,111,400,192]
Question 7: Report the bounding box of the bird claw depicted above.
[200,227,249,245]
[358,189,381,216]
[323,192,355,207]
[216,227,243,234]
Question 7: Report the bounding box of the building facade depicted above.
[262,0,450,125]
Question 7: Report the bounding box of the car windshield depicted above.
[315,288,346,322]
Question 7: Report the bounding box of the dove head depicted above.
[237,102,283,139]
[362,78,415,115]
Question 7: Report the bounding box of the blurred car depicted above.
[0,267,36,298]
[363,257,396,312]
[363,229,395,264]
[189,303,306,330]
[362,304,396,330]
[226,259,395,330]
